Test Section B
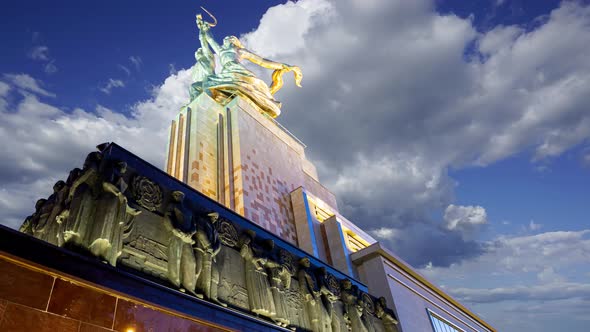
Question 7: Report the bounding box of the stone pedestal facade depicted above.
[166,94,336,246]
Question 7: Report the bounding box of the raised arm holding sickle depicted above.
[194,7,302,118]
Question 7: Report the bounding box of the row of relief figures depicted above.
[19,145,399,332]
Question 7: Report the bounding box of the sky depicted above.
[1,0,589,331]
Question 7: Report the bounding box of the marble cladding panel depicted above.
[47,278,116,328]
[0,256,224,332]
[0,302,80,332]
[113,299,220,332]
[79,322,116,332]
[0,299,6,323]
[0,258,54,310]
[236,109,306,244]
[187,102,220,200]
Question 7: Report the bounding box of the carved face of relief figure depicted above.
[299,257,311,269]
[172,190,185,203]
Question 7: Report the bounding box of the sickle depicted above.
[200,6,217,27]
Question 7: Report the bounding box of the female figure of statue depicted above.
[298,257,332,331]
[341,279,369,332]
[239,230,276,318]
[164,190,198,294]
[89,162,140,266]
[264,240,290,327]
[375,297,399,332]
[20,198,47,236]
[196,13,302,118]
[63,151,103,248]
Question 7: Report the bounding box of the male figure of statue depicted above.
[194,212,226,307]
[164,191,198,295]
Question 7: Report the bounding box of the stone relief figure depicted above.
[33,181,66,245]
[53,168,82,246]
[63,151,104,247]
[317,267,344,332]
[239,230,276,318]
[265,245,291,327]
[341,279,368,332]
[193,212,226,307]
[43,180,69,246]
[360,294,376,332]
[20,198,47,236]
[89,162,140,266]
[298,257,331,332]
[164,190,198,294]
[375,297,399,332]
[196,11,302,118]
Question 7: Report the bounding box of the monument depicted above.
[2,8,496,332]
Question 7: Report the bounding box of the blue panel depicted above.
[335,219,354,276]
[301,190,320,257]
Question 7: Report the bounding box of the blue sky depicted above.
[1,1,590,331]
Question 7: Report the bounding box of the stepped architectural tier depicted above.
[15,143,399,332]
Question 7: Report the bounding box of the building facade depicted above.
[165,92,495,332]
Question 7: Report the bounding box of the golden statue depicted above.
[194,8,302,118]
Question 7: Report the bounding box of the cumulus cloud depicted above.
[3,73,55,97]
[420,229,590,330]
[28,45,58,74]
[443,204,487,240]
[100,78,126,94]
[235,0,590,268]
[0,69,192,228]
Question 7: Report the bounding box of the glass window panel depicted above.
[429,311,461,332]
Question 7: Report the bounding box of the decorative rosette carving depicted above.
[217,219,238,247]
[131,176,162,211]
[362,293,375,314]
[326,273,341,297]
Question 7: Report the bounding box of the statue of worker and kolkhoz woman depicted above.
[189,7,303,119]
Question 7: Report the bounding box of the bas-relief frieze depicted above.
[19,144,399,332]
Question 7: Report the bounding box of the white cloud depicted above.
[528,220,542,231]
[370,227,399,240]
[118,64,131,76]
[0,69,192,228]
[29,46,49,61]
[44,61,58,74]
[420,229,590,330]
[449,281,590,303]
[443,204,488,240]
[3,74,55,97]
[28,45,58,74]
[129,56,143,70]
[232,0,590,272]
[421,229,590,286]
[100,78,125,94]
[0,81,10,97]
[242,0,334,57]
